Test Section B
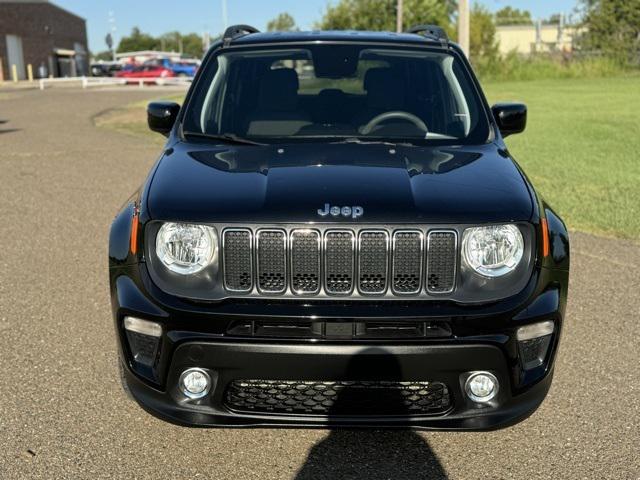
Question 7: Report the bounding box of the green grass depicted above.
[93,93,185,143]
[484,76,640,240]
[96,77,640,240]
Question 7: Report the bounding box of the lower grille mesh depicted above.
[225,380,451,416]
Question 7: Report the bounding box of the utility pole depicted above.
[221,0,228,30]
[458,0,469,57]
[396,0,403,33]
[108,10,117,61]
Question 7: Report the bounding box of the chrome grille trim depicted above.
[290,229,321,295]
[357,230,390,295]
[256,229,287,294]
[222,228,253,293]
[324,230,356,295]
[391,230,424,295]
[426,230,458,294]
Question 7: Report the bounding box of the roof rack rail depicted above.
[406,24,449,46]
[223,24,260,47]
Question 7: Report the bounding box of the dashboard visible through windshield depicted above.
[183,44,490,145]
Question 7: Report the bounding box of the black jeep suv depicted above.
[109,25,569,429]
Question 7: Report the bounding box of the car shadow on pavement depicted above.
[294,348,448,479]
[0,119,20,134]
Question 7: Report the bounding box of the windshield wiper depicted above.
[330,137,416,146]
[183,131,265,146]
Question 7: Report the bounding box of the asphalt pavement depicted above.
[0,88,638,479]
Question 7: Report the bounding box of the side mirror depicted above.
[147,101,180,136]
[491,103,527,137]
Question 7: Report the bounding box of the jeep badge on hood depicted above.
[317,203,364,219]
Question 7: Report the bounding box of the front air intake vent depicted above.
[324,230,355,294]
[426,231,457,293]
[225,380,451,416]
[358,230,389,294]
[392,230,424,294]
[223,229,253,292]
[256,229,286,293]
[290,229,321,294]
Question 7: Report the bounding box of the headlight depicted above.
[462,224,524,277]
[155,222,217,275]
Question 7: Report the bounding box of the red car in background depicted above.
[115,62,175,84]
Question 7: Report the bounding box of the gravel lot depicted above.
[0,88,638,479]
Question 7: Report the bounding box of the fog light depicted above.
[465,372,499,403]
[179,368,211,399]
[517,320,554,370]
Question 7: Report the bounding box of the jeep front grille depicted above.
[222,227,457,298]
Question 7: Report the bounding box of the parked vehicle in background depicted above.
[147,57,199,77]
[90,61,122,77]
[115,63,176,84]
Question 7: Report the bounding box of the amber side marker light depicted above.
[130,209,140,254]
[541,218,550,257]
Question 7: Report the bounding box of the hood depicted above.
[146,142,533,224]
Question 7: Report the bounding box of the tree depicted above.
[158,31,182,52]
[116,27,158,53]
[469,5,500,68]
[181,33,205,58]
[267,12,297,32]
[93,50,113,61]
[545,13,562,25]
[317,0,456,35]
[581,0,640,63]
[495,6,532,26]
[117,29,204,58]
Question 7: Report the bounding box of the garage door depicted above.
[6,34,26,80]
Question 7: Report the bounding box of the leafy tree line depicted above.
[267,0,639,68]
[580,0,640,64]
[96,1,639,70]
[267,2,498,69]
[94,27,207,60]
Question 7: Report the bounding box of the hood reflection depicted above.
[187,143,481,177]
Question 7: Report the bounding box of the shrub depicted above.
[475,51,628,82]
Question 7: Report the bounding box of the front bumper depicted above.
[121,341,554,430]
[111,266,567,430]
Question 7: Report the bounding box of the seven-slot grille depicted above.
[222,228,457,297]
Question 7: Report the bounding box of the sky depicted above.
[52,0,581,54]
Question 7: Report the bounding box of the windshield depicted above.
[183,44,490,144]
